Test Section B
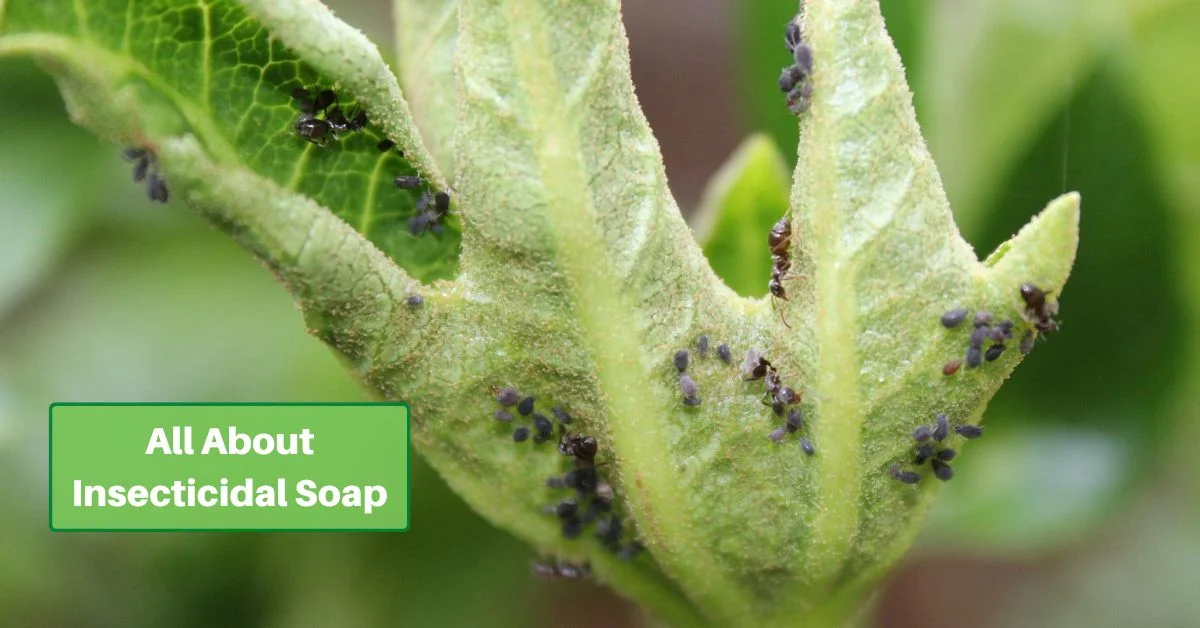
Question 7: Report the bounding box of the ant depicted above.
[558,433,597,465]
[768,216,793,327]
[1020,283,1060,333]
[291,87,367,145]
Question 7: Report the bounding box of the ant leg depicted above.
[771,295,792,328]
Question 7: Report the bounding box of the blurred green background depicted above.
[2,1,1198,626]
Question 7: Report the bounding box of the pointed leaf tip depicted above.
[986,192,1081,297]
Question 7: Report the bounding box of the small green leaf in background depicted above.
[694,134,791,298]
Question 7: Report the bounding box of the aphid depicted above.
[564,467,598,492]
[943,360,963,376]
[494,410,513,422]
[496,387,520,407]
[914,443,933,465]
[933,413,950,441]
[405,294,424,307]
[512,426,530,442]
[785,80,814,115]
[785,19,802,54]
[123,147,147,161]
[940,307,969,328]
[596,516,623,545]
[674,349,689,373]
[395,175,422,189]
[973,311,993,327]
[551,406,573,425]
[984,344,1006,362]
[435,191,451,211]
[558,434,597,463]
[936,448,957,461]
[618,542,644,561]
[696,335,710,358]
[965,345,983,368]
[561,517,583,539]
[146,173,170,203]
[969,326,989,349]
[531,561,558,581]
[767,216,794,326]
[716,344,733,364]
[377,138,395,152]
[778,65,806,93]
[800,437,815,456]
[679,374,700,406]
[769,427,787,443]
[555,561,590,580]
[931,458,954,481]
[987,327,1008,343]
[590,496,612,513]
[889,464,922,485]
[771,400,785,416]
[532,413,554,437]
[1019,330,1035,354]
[132,156,150,182]
[786,408,804,433]
[997,320,1016,336]
[792,42,813,75]
[554,499,578,519]
[517,396,535,416]
[912,425,934,442]
[955,425,985,439]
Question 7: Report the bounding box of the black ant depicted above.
[768,216,793,327]
[1020,283,1060,333]
[291,87,367,145]
[742,349,773,381]
[558,433,597,465]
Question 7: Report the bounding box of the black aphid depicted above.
[562,518,583,539]
[552,406,573,425]
[940,307,969,328]
[997,320,1015,336]
[674,349,689,373]
[965,345,983,368]
[933,413,950,441]
[558,434,597,463]
[786,408,804,433]
[532,413,553,437]
[800,437,815,456]
[591,497,612,513]
[696,335,710,358]
[716,343,733,364]
[435,192,451,211]
[912,425,934,442]
[146,173,169,203]
[377,138,395,152]
[1019,330,1035,354]
[931,458,954,481]
[564,467,598,492]
[517,396,535,416]
[494,410,513,422]
[395,175,422,189]
[124,147,169,202]
[513,426,530,442]
[679,374,700,405]
[785,19,802,53]
[771,400,785,416]
[596,516,623,545]
[769,427,787,443]
[955,425,985,439]
[496,387,520,407]
[987,327,1008,343]
[132,156,150,182]
[554,499,578,519]
[969,326,989,349]
[914,443,933,465]
[889,464,921,485]
[779,65,805,93]
[618,542,644,561]
[943,360,963,376]
[973,311,993,327]
[936,448,957,461]
[984,344,1006,362]
[405,294,424,307]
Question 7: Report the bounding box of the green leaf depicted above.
[0,0,459,281]
[3,0,1082,624]
[394,0,457,177]
[694,134,791,298]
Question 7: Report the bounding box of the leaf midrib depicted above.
[496,0,752,621]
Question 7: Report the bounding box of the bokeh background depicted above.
[2,0,1198,626]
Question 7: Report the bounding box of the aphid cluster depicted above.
[494,387,569,444]
[531,558,591,581]
[491,385,644,561]
[674,348,701,406]
[779,17,814,115]
[122,147,169,203]
[744,349,812,451]
[940,306,1016,370]
[890,413,983,485]
[291,87,367,146]
[767,216,794,327]
[288,86,453,238]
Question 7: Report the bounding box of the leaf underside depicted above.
[0,0,1080,626]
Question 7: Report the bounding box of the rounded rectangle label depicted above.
[49,403,409,531]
